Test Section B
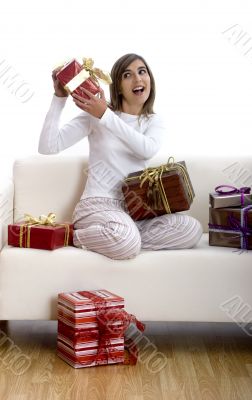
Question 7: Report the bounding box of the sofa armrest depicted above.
[0,178,14,250]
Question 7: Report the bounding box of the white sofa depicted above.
[0,154,251,322]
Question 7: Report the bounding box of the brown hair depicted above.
[109,53,156,117]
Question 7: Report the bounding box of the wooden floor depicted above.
[0,321,252,400]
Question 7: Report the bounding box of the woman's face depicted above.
[120,58,151,114]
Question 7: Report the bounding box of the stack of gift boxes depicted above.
[57,289,143,368]
[209,185,252,251]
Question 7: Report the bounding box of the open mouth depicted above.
[132,86,144,95]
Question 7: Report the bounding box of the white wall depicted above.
[1,0,252,177]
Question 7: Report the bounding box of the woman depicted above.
[38,53,202,259]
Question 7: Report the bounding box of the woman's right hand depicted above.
[52,68,69,98]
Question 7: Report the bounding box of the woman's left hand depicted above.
[72,88,107,119]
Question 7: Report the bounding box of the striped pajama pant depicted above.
[72,197,203,260]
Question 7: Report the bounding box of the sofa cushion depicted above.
[1,234,251,321]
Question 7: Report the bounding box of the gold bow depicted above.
[124,157,194,214]
[81,58,112,85]
[24,212,56,225]
[19,213,70,248]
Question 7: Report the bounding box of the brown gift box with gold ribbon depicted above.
[122,157,195,221]
[8,213,73,250]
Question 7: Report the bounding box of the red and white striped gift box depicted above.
[57,289,126,368]
[57,338,124,368]
[58,289,125,330]
[57,320,123,348]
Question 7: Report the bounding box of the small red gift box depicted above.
[57,339,124,368]
[56,59,100,99]
[8,213,73,250]
[57,289,124,329]
[57,321,124,349]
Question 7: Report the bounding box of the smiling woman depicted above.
[109,53,155,117]
[118,60,151,115]
[38,52,202,260]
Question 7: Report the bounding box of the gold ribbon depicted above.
[124,157,194,214]
[64,57,112,93]
[19,213,70,248]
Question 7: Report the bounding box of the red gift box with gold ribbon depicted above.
[8,213,73,250]
[56,57,112,100]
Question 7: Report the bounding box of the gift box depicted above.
[8,213,73,250]
[57,290,126,368]
[56,59,99,99]
[57,289,145,368]
[122,158,195,220]
[56,58,112,100]
[57,321,124,349]
[58,289,124,329]
[209,205,252,250]
[57,339,124,368]
[210,185,252,208]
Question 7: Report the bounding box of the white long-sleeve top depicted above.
[38,95,166,200]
